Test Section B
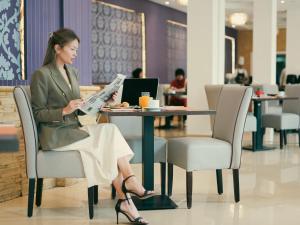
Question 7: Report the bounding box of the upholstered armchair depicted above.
[205,84,257,148]
[167,86,252,208]
[13,86,97,219]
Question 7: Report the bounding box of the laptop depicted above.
[121,78,159,106]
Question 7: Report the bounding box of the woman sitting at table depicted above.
[165,68,187,128]
[30,28,152,224]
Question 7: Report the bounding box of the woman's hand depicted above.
[106,91,118,104]
[62,99,83,115]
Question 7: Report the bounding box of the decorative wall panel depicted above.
[0,0,22,81]
[167,21,187,82]
[91,2,143,83]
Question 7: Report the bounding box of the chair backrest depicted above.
[157,84,169,106]
[283,85,300,115]
[13,86,38,178]
[204,84,223,129]
[109,116,142,136]
[213,86,253,169]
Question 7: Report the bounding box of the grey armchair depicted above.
[108,116,167,197]
[13,86,96,219]
[205,84,257,148]
[167,86,253,208]
[262,85,300,149]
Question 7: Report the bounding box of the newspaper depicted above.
[79,74,126,115]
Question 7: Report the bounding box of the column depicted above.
[252,0,277,84]
[286,2,300,74]
[186,0,225,135]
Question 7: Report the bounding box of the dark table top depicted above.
[252,96,298,102]
[0,125,19,152]
[163,91,187,96]
[100,107,214,117]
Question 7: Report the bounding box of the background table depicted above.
[163,91,187,106]
[246,96,298,151]
[100,108,214,210]
[0,125,19,152]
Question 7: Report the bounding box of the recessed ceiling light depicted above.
[280,0,285,3]
[165,1,170,5]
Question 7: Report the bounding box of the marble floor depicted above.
[1,131,300,225]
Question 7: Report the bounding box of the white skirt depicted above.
[54,123,134,187]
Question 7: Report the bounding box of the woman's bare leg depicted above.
[112,171,148,223]
[117,156,154,196]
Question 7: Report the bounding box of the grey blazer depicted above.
[30,62,89,150]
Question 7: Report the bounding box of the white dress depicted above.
[54,123,134,187]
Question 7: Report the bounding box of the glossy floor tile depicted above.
[1,131,300,225]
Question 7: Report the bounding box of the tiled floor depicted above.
[1,129,300,225]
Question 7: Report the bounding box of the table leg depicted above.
[249,101,275,151]
[254,101,263,150]
[142,116,154,190]
[132,116,177,210]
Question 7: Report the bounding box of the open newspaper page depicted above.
[79,74,126,115]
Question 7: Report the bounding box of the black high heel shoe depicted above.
[122,175,154,203]
[115,198,148,225]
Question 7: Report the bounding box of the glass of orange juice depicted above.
[139,92,150,108]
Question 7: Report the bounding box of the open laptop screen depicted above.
[121,78,159,106]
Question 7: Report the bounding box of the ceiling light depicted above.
[176,0,188,6]
[165,1,170,5]
[280,0,285,3]
[229,13,248,26]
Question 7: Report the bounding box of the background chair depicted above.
[13,86,97,219]
[286,74,298,84]
[262,85,300,149]
[167,86,252,208]
[205,84,257,149]
[108,113,167,197]
[156,84,169,127]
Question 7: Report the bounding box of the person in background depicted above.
[30,28,151,224]
[132,68,144,78]
[234,56,248,85]
[164,68,187,128]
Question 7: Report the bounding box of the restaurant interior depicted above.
[1,0,300,224]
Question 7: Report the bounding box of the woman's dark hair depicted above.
[132,68,143,78]
[43,28,80,66]
[175,68,185,77]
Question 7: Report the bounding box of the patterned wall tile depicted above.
[167,22,187,81]
[91,2,143,84]
[0,0,21,81]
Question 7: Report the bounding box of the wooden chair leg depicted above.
[35,178,43,207]
[280,130,284,149]
[28,178,35,217]
[283,130,287,145]
[216,169,223,195]
[233,169,240,203]
[160,162,166,195]
[186,171,193,209]
[111,185,116,199]
[93,185,98,204]
[167,163,173,196]
[88,187,94,219]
